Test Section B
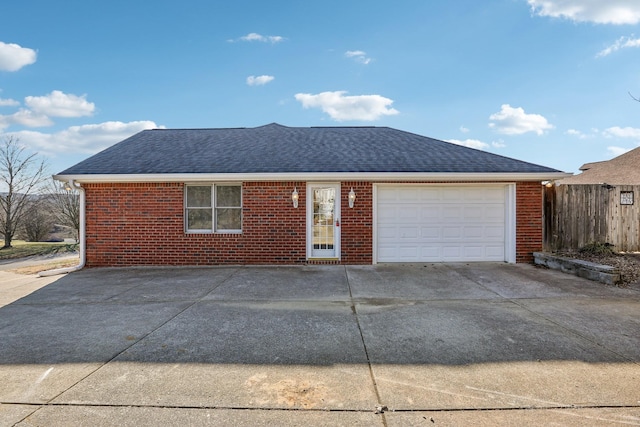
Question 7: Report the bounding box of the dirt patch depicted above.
[554,251,640,287]
[9,258,79,275]
[245,373,329,409]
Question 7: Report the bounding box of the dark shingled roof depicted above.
[58,123,563,175]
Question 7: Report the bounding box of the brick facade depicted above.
[84,181,542,267]
[515,181,543,263]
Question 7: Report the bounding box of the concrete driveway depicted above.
[0,263,639,426]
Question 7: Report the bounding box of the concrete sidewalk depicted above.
[0,263,638,426]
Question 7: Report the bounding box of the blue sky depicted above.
[1,0,640,175]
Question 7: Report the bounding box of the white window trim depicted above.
[185,183,242,234]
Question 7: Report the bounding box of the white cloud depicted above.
[246,75,275,86]
[1,109,53,129]
[602,126,640,139]
[489,104,554,135]
[597,36,640,57]
[447,138,489,150]
[528,0,640,24]
[232,33,285,43]
[492,140,506,148]
[25,90,95,118]
[6,120,162,156]
[0,41,37,72]
[294,91,399,121]
[566,128,595,139]
[0,98,19,107]
[345,50,372,65]
[607,146,634,156]
[459,126,470,133]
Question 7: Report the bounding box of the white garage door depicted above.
[376,185,508,262]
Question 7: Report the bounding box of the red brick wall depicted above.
[340,182,373,264]
[85,182,308,266]
[84,181,540,266]
[516,181,543,263]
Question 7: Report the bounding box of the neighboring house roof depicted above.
[56,123,568,182]
[578,161,606,171]
[558,146,640,185]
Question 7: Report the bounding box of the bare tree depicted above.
[0,136,48,248]
[46,179,80,241]
[22,197,55,242]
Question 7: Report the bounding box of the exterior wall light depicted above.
[292,187,299,208]
[348,187,356,208]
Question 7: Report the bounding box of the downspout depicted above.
[39,180,86,277]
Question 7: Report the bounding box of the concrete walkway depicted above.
[0,263,638,426]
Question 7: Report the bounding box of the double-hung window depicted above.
[185,184,242,233]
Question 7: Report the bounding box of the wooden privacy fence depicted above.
[544,184,640,252]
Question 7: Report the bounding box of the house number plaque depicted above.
[621,191,634,205]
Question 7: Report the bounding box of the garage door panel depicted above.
[442,206,463,219]
[398,246,419,259]
[420,206,440,220]
[486,226,505,239]
[398,188,420,201]
[486,246,506,258]
[420,246,441,259]
[420,226,440,239]
[378,225,399,239]
[484,206,505,220]
[399,207,420,220]
[378,205,397,220]
[398,226,419,239]
[442,227,462,239]
[418,188,441,201]
[377,185,507,262]
[462,246,483,258]
[443,190,464,201]
[463,226,483,239]
[442,246,462,259]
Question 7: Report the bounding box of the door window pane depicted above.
[312,188,335,250]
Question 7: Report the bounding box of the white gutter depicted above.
[54,171,572,184]
[39,180,86,277]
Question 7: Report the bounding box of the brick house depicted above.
[54,123,569,267]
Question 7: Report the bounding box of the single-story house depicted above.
[54,123,569,267]
[557,145,640,185]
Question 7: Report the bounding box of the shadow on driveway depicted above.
[1,264,639,424]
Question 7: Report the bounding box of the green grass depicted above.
[0,241,78,260]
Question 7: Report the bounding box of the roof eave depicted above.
[54,171,572,184]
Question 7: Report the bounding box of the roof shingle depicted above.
[559,146,640,185]
[58,123,563,175]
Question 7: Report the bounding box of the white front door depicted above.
[307,183,341,259]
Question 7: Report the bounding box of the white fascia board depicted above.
[53,171,572,184]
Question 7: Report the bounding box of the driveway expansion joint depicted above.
[344,266,389,427]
